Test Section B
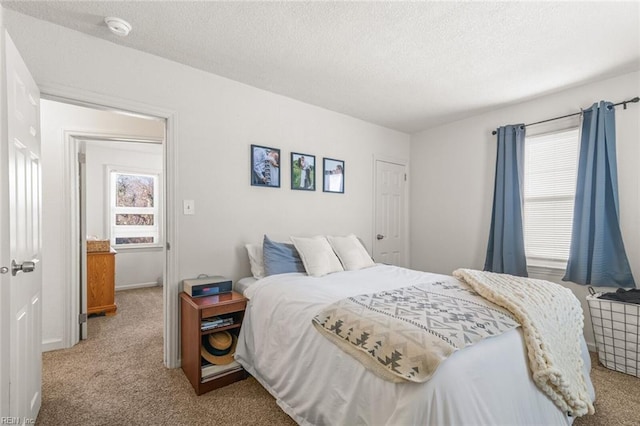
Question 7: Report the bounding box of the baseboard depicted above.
[42,338,65,353]
[586,341,596,353]
[116,281,160,291]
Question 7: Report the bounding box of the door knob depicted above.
[0,266,8,274]
[11,259,36,276]
[376,234,385,240]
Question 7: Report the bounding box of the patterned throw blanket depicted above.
[453,269,595,417]
[312,278,519,383]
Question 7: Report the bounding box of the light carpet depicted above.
[36,287,295,426]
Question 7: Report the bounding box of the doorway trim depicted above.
[39,83,180,368]
[64,132,165,346]
[372,154,410,267]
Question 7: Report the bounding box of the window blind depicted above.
[523,128,579,264]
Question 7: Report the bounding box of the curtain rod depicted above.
[491,96,639,135]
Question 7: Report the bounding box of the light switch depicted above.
[183,200,195,215]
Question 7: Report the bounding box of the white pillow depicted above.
[290,236,344,277]
[327,234,375,271]
[245,243,265,279]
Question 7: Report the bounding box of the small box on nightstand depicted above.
[182,275,233,298]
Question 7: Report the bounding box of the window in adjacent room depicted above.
[523,128,579,268]
[108,168,161,248]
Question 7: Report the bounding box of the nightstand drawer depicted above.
[202,299,246,318]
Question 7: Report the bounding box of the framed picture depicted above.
[323,158,344,193]
[251,144,280,188]
[291,152,315,191]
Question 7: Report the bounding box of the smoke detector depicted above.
[104,17,132,37]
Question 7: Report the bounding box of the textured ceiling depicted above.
[3,1,639,133]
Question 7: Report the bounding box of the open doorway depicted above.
[81,139,164,330]
[39,99,166,350]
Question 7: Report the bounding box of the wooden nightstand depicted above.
[180,291,248,395]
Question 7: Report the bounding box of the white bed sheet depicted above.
[234,276,258,296]
[235,264,595,426]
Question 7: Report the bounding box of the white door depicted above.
[0,33,42,421]
[374,159,407,266]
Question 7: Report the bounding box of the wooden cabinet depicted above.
[180,291,247,395]
[87,248,117,316]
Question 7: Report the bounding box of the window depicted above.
[109,169,161,248]
[523,128,579,268]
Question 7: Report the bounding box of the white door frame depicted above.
[372,154,410,267]
[62,132,165,346]
[40,83,180,368]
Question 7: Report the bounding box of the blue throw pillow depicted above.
[263,235,306,276]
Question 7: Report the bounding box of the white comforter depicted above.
[235,265,595,426]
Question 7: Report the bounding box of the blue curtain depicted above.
[484,124,528,277]
[563,102,635,287]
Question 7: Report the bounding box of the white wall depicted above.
[5,10,410,277]
[85,141,164,290]
[5,11,411,357]
[410,71,640,349]
[39,99,165,350]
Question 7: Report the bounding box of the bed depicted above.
[235,264,595,426]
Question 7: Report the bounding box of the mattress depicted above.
[235,265,595,425]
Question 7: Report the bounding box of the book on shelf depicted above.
[201,316,234,330]
[201,360,242,381]
[201,315,226,325]
[201,366,243,383]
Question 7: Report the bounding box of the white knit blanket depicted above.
[453,269,595,417]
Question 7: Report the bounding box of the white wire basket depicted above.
[586,292,640,378]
